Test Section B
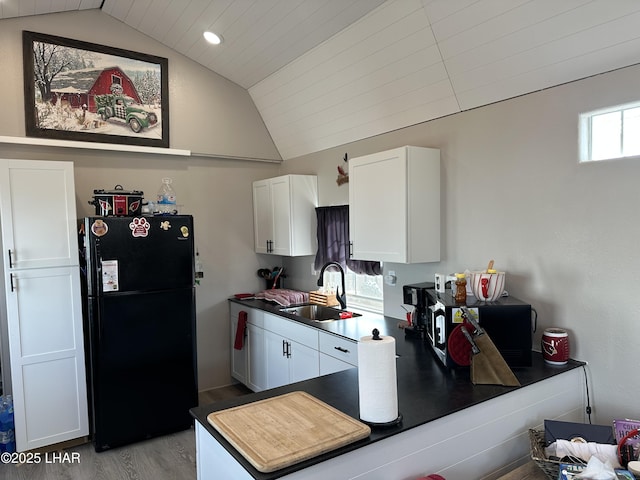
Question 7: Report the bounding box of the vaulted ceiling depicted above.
[3,0,640,160]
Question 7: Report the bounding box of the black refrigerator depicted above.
[81,215,198,452]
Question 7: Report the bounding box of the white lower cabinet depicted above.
[263,314,319,389]
[229,303,248,384]
[247,323,267,392]
[319,332,357,375]
[229,303,269,391]
[230,305,323,392]
[264,330,319,387]
[319,354,354,376]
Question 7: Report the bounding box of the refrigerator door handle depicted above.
[96,254,103,295]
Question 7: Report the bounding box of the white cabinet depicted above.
[252,175,318,256]
[319,332,357,375]
[263,313,319,389]
[264,329,319,388]
[247,323,267,392]
[0,159,89,452]
[0,160,79,270]
[320,354,354,376]
[229,303,248,385]
[264,329,290,389]
[230,304,321,392]
[229,303,267,392]
[349,146,440,263]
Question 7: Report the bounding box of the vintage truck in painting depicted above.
[95,94,158,133]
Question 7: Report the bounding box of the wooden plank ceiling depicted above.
[3,0,640,160]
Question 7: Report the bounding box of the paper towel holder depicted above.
[359,329,403,428]
[360,412,403,428]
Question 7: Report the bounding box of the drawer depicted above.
[263,313,318,349]
[230,302,264,328]
[246,308,264,328]
[319,332,357,366]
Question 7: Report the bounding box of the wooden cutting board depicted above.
[206,391,371,473]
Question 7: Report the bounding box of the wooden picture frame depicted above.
[22,30,169,148]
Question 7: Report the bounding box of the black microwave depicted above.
[425,289,534,368]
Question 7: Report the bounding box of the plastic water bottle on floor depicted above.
[0,395,15,453]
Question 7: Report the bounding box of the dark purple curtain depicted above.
[314,205,381,276]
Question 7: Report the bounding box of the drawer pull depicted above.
[334,346,349,354]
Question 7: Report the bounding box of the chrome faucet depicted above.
[317,261,347,310]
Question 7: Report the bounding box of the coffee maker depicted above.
[402,282,434,339]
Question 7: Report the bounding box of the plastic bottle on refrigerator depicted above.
[157,177,177,213]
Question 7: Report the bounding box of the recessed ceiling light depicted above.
[203,31,223,45]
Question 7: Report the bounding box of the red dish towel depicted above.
[234,311,248,350]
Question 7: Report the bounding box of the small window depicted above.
[580,102,640,162]
[321,268,383,314]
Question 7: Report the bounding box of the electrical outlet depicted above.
[384,270,397,286]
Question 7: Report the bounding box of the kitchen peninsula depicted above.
[190,299,586,479]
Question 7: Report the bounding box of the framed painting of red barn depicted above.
[22,31,169,149]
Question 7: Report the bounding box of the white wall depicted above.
[0,10,283,391]
[282,63,640,424]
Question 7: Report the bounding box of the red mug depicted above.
[542,328,570,365]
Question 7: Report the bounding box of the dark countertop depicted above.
[190,298,585,480]
[227,297,403,341]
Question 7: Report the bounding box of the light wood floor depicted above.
[0,384,252,480]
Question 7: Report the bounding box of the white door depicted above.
[0,160,78,269]
[252,180,272,254]
[349,150,407,262]
[0,159,89,451]
[5,267,89,451]
[320,353,355,376]
[246,324,267,392]
[229,304,247,385]
[289,341,319,383]
[269,176,292,255]
[264,330,289,389]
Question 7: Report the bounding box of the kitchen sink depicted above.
[279,304,362,322]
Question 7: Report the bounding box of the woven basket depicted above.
[308,290,339,307]
[529,429,563,480]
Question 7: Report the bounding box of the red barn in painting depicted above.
[49,66,141,112]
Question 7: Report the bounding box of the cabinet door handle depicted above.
[9,273,15,292]
[348,242,353,258]
[286,341,291,358]
[334,346,349,354]
[8,249,14,268]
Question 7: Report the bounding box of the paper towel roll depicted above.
[358,329,398,424]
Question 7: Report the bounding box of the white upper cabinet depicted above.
[0,160,79,269]
[349,146,440,263]
[252,174,318,256]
